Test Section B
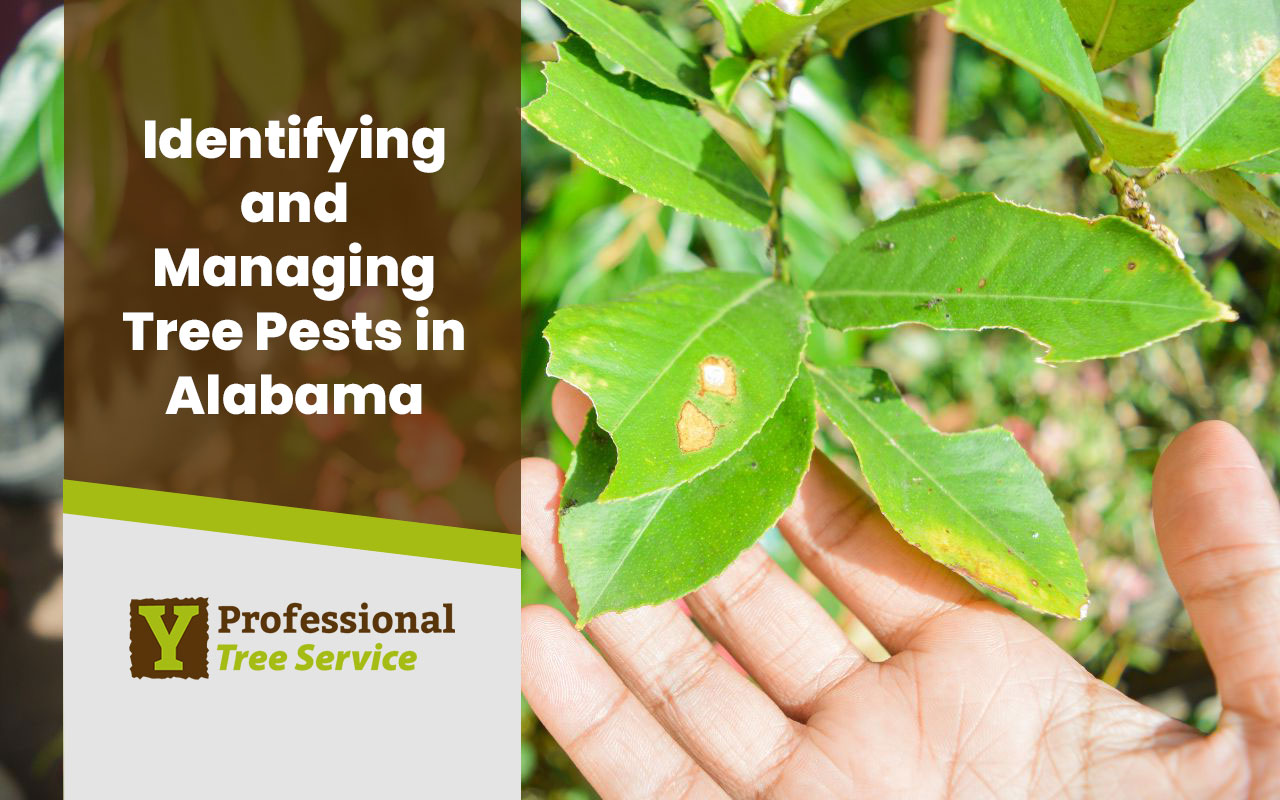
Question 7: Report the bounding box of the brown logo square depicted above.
[129,598,210,679]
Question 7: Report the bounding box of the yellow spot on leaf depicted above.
[1266,56,1280,96]
[677,401,716,452]
[698,356,737,399]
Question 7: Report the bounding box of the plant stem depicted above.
[768,60,792,283]
[1063,101,1182,253]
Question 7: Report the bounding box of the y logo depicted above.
[129,598,210,679]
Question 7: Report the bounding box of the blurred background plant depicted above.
[519,1,1280,795]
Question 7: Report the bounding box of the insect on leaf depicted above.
[808,194,1235,362]
[945,0,1177,166]
[541,0,712,101]
[1061,0,1193,71]
[561,369,816,626]
[524,37,771,228]
[811,365,1088,618]
[1153,0,1280,171]
[546,269,809,500]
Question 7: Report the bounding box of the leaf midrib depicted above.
[539,69,770,216]
[814,369,1058,592]
[553,0,704,99]
[811,287,1205,312]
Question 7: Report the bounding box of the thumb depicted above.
[1153,421,1280,727]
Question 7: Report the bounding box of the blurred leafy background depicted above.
[519,1,1280,796]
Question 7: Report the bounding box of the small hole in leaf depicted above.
[698,356,737,399]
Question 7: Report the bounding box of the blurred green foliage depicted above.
[520,2,1279,794]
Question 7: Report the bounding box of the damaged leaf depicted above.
[811,365,1088,618]
[808,194,1234,362]
[545,269,809,499]
[1153,0,1280,171]
[561,370,816,625]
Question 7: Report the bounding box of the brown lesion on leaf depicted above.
[677,401,717,452]
[697,356,737,399]
[1265,55,1280,96]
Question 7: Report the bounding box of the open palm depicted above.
[515,384,1280,798]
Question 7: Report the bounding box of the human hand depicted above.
[515,383,1280,798]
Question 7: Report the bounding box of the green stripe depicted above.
[63,480,519,569]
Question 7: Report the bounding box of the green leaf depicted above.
[811,365,1088,618]
[542,0,711,100]
[546,269,809,500]
[562,369,816,625]
[1062,0,1193,71]
[1153,0,1280,171]
[561,408,617,510]
[710,55,755,109]
[201,0,304,122]
[0,7,62,196]
[742,2,818,60]
[808,194,1235,362]
[703,0,753,55]
[1235,152,1280,173]
[946,0,1177,166]
[38,69,63,226]
[523,37,771,228]
[818,0,940,57]
[120,0,216,200]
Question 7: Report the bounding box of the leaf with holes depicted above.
[808,194,1234,362]
[561,369,816,625]
[546,269,809,500]
[945,0,1177,166]
[524,37,771,228]
[1062,0,1193,71]
[811,365,1088,618]
[542,0,711,101]
[1154,0,1280,171]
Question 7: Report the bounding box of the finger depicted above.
[1153,421,1280,727]
[522,605,729,800]
[520,459,804,795]
[777,451,993,653]
[553,381,592,444]
[684,545,866,720]
[520,458,575,606]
